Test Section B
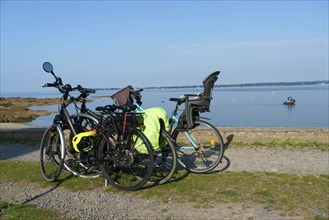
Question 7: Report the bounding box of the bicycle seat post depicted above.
[171,102,180,118]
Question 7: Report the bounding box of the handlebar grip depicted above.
[131,88,143,95]
[85,88,96,94]
[42,83,57,87]
[76,85,96,94]
[184,94,199,97]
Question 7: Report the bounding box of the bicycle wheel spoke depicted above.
[40,126,64,182]
[174,120,224,173]
[98,126,154,191]
[63,114,102,178]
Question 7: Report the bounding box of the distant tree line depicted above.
[215,80,329,88]
[95,80,328,91]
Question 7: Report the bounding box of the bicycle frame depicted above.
[167,102,200,150]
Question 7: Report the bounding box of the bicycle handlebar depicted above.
[130,88,143,106]
[43,75,95,99]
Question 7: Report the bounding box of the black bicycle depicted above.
[111,87,177,185]
[39,62,99,182]
[40,62,154,191]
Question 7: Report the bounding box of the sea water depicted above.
[2,85,328,128]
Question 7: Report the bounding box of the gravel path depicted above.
[1,142,328,219]
[1,143,328,175]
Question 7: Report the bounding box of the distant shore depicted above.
[94,80,329,91]
[0,97,61,123]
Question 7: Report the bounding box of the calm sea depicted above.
[3,85,329,128]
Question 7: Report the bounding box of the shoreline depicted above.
[1,122,328,132]
[6,121,329,130]
[1,122,328,145]
[0,123,44,130]
[1,122,328,131]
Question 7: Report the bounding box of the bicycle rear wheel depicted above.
[98,126,154,191]
[148,130,177,185]
[172,119,224,173]
[40,125,64,182]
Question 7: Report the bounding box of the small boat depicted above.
[283,97,296,105]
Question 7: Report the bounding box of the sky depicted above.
[1,0,328,93]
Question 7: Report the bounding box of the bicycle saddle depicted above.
[96,104,137,113]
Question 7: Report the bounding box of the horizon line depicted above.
[95,80,329,90]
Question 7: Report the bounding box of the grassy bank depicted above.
[0,161,328,219]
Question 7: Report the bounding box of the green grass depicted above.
[137,171,329,217]
[0,161,104,191]
[231,138,329,151]
[0,160,328,219]
[0,200,72,220]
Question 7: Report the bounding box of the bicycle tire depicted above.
[40,125,64,182]
[63,114,102,178]
[97,126,154,191]
[148,130,177,185]
[172,119,224,173]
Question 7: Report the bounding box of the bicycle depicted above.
[129,71,224,173]
[40,62,100,182]
[94,104,154,190]
[71,88,164,187]
[111,86,177,185]
[40,62,154,191]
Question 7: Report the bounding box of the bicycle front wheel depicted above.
[98,126,154,191]
[172,119,224,173]
[63,114,101,178]
[40,125,64,182]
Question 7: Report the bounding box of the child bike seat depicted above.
[183,71,220,129]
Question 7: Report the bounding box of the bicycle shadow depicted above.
[209,133,234,173]
[224,134,234,151]
[21,175,74,205]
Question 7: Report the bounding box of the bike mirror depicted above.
[43,62,54,73]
